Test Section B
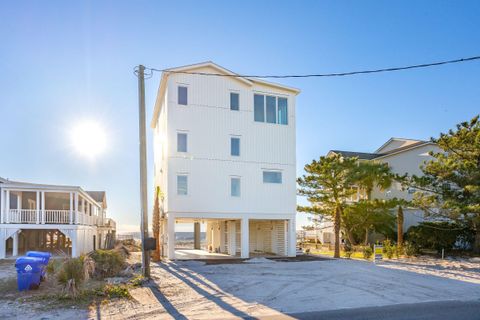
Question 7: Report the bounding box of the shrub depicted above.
[91,250,126,278]
[362,246,373,260]
[103,284,131,298]
[406,222,474,253]
[56,257,86,298]
[404,241,419,257]
[383,240,395,259]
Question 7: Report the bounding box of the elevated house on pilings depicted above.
[0,177,116,258]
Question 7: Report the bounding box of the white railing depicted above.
[7,209,37,224]
[4,209,100,226]
[45,210,70,224]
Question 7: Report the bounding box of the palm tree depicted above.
[352,161,394,243]
[152,186,163,261]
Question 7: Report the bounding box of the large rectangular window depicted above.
[178,86,188,105]
[263,171,282,183]
[278,97,288,125]
[231,177,241,197]
[177,175,188,195]
[231,137,240,156]
[177,133,187,152]
[230,92,239,111]
[266,96,277,123]
[254,94,265,122]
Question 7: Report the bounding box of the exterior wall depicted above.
[154,66,296,220]
[372,143,442,201]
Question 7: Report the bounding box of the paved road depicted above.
[269,300,480,320]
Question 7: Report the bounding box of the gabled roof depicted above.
[328,150,383,160]
[86,191,107,209]
[0,177,7,183]
[374,138,428,154]
[151,61,301,128]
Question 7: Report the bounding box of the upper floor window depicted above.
[231,137,240,156]
[254,94,265,122]
[278,97,288,125]
[178,86,188,105]
[230,92,239,111]
[254,94,288,125]
[231,177,241,197]
[177,175,188,195]
[263,171,282,183]
[177,133,187,152]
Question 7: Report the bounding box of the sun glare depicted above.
[70,121,107,159]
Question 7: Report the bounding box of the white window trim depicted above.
[262,170,283,184]
[176,130,189,153]
[176,174,189,196]
[230,176,241,197]
[253,92,289,126]
[177,84,189,106]
[230,135,241,157]
[229,91,240,111]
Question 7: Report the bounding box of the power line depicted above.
[143,55,480,79]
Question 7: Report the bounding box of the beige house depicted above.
[316,138,442,245]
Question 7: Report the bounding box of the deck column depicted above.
[71,231,78,257]
[41,192,45,224]
[74,193,79,224]
[0,189,4,223]
[288,218,296,257]
[36,191,40,224]
[167,216,175,259]
[240,218,249,259]
[194,222,201,250]
[5,190,10,223]
[0,230,6,259]
[227,220,236,256]
[12,231,19,256]
[69,193,73,224]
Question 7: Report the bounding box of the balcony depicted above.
[4,209,99,226]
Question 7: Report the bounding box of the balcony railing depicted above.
[3,209,101,226]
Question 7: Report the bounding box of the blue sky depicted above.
[1,1,479,232]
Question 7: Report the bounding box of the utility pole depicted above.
[137,64,150,277]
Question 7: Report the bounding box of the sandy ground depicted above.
[1,255,479,319]
[90,255,480,319]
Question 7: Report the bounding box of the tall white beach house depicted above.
[151,62,299,259]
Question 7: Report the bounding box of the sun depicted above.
[70,121,107,159]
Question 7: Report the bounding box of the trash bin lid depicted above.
[15,256,44,272]
[26,251,52,258]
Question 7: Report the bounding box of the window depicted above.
[254,94,265,122]
[177,175,188,195]
[231,137,240,156]
[231,177,241,197]
[263,171,282,183]
[177,133,187,152]
[278,97,288,125]
[254,94,288,125]
[178,86,188,105]
[266,96,277,123]
[230,92,239,111]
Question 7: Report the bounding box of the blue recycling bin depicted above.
[15,256,44,291]
[26,251,51,279]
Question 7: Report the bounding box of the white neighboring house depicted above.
[151,62,299,259]
[315,138,442,245]
[0,177,116,258]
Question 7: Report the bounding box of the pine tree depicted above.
[410,115,480,252]
[297,154,357,258]
[152,186,163,261]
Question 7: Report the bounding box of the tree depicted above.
[397,205,404,247]
[408,115,480,253]
[297,154,358,258]
[343,200,396,245]
[349,161,396,244]
[152,186,163,261]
